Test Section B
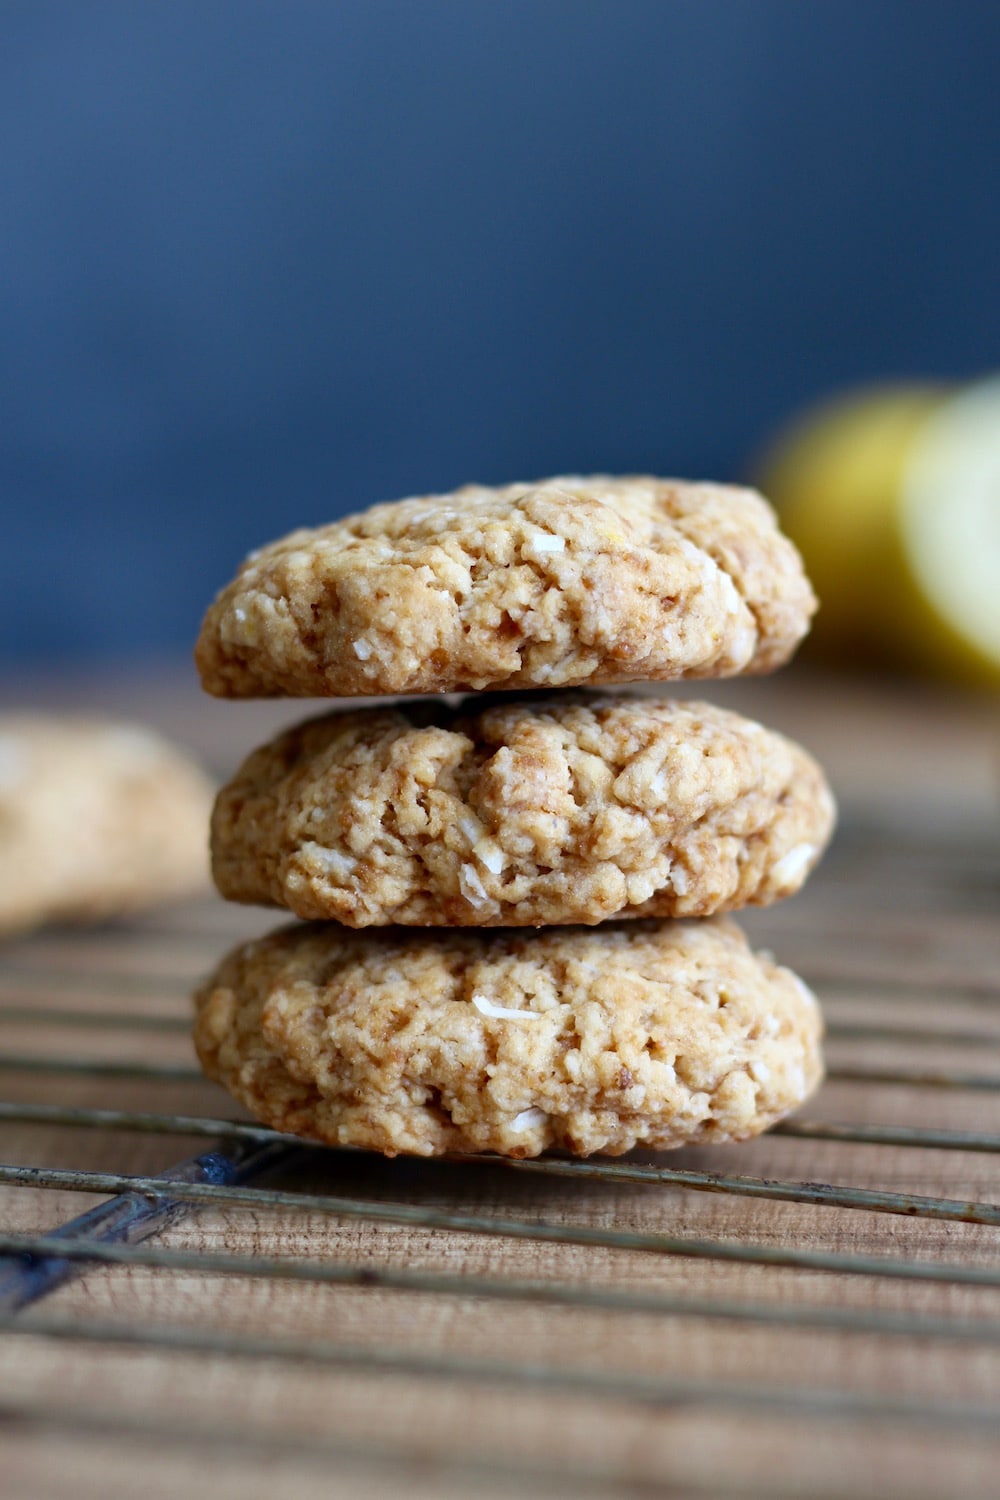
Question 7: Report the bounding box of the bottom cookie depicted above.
[194,917,823,1158]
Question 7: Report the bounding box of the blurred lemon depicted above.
[760,380,1000,687]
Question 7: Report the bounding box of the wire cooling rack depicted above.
[1,807,999,1500]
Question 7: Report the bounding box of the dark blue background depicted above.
[3,1,999,662]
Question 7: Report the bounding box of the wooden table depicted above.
[1,665,998,1500]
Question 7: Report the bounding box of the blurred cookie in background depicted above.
[0,715,215,936]
[760,376,1000,688]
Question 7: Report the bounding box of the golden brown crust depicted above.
[210,693,835,928]
[195,477,816,698]
[193,917,824,1158]
[0,716,214,936]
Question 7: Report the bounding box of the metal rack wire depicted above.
[2,809,999,1498]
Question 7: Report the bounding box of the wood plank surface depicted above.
[1,665,998,1499]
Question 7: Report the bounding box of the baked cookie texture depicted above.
[211,693,835,928]
[195,477,816,699]
[0,716,215,936]
[194,917,823,1158]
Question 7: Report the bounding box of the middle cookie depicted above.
[212,693,835,928]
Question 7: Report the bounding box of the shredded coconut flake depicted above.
[671,865,690,896]
[459,863,489,907]
[528,532,566,553]
[475,838,505,875]
[458,815,484,846]
[511,1107,548,1133]
[772,843,816,888]
[352,638,372,660]
[305,844,355,879]
[471,994,537,1021]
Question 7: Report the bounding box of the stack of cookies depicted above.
[193,478,835,1158]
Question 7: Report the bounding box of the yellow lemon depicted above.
[759,380,1000,687]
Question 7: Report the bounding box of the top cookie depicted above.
[195,477,816,698]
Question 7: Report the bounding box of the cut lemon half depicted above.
[760,380,1000,686]
[902,378,1000,686]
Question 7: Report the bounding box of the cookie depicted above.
[0,715,215,936]
[194,916,823,1158]
[195,477,816,698]
[210,693,834,928]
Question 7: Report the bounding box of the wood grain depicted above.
[1,665,998,1498]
